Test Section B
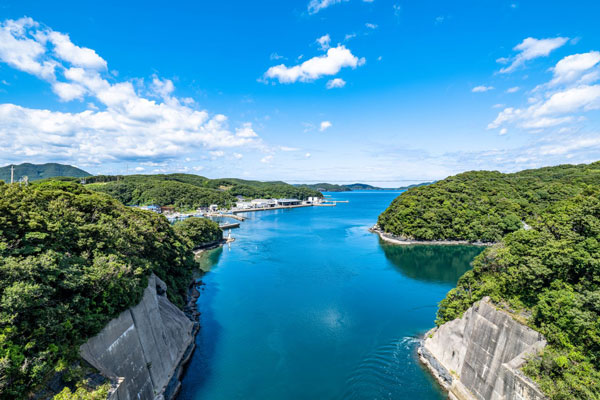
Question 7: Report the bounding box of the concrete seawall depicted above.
[419,297,547,400]
[80,274,196,400]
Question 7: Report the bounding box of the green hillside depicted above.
[0,163,91,183]
[377,162,600,243]
[0,181,206,398]
[85,174,321,210]
[436,191,600,399]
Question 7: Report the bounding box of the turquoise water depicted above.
[178,191,483,400]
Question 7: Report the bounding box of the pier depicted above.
[220,222,240,229]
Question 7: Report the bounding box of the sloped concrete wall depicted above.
[80,274,194,400]
[419,297,547,400]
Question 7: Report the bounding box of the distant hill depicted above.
[296,181,434,192]
[397,181,435,190]
[0,163,91,183]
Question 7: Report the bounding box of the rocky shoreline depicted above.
[369,225,494,246]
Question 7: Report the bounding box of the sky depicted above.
[1,0,600,186]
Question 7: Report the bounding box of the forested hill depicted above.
[85,174,322,210]
[377,162,600,243]
[0,181,221,398]
[435,190,600,399]
[0,163,91,182]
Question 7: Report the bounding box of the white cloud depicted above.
[472,85,494,92]
[549,51,600,86]
[316,34,331,51]
[499,37,569,73]
[270,52,284,60]
[499,128,508,135]
[233,153,243,159]
[264,45,365,84]
[320,121,332,131]
[45,31,107,69]
[261,155,273,163]
[209,150,225,158]
[308,0,347,14]
[0,17,261,165]
[489,85,600,130]
[326,78,346,89]
[344,33,357,41]
[279,146,299,151]
[0,18,56,80]
[365,23,378,29]
[135,166,145,171]
[506,86,520,93]
[235,122,258,138]
[305,152,312,158]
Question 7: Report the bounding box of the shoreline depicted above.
[369,225,495,246]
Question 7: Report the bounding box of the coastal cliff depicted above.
[419,297,546,400]
[79,274,196,400]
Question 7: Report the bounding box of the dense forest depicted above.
[378,162,600,242]
[436,190,600,399]
[85,174,322,210]
[0,163,91,183]
[0,181,216,399]
[377,161,600,399]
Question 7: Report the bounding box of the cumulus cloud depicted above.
[365,23,378,29]
[320,121,332,131]
[506,86,520,93]
[472,85,494,93]
[549,51,600,86]
[0,17,261,165]
[316,34,331,51]
[489,48,600,133]
[498,37,569,73]
[326,78,346,89]
[264,45,365,84]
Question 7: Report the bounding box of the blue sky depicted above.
[1,0,599,185]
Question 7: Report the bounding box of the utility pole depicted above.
[10,165,14,184]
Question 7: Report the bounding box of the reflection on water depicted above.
[381,242,484,285]
[196,247,224,273]
[178,191,474,400]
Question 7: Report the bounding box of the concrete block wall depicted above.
[419,297,547,400]
[80,274,194,400]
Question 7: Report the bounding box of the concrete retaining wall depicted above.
[80,274,195,400]
[419,297,547,400]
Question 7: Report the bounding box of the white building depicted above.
[276,198,301,206]
[251,199,276,208]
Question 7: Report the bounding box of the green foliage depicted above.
[53,381,110,400]
[435,192,600,399]
[84,174,322,210]
[378,162,600,242]
[0,181,197,398]
[0,163,90,183]
[173,217,223,249]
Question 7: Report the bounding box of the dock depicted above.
[231,204,313,214]
[207,212,246,221]
[220,222,240,229]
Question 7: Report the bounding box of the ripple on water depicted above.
[339,337,437,400]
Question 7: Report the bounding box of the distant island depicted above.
[296,181,434,192]
[0,162,91,183]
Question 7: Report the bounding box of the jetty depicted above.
[220,222,240,230]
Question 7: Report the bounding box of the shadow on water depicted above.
[381,241,485,285]
[177,249,224,400]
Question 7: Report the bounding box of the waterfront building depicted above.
[276,198,301,206]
